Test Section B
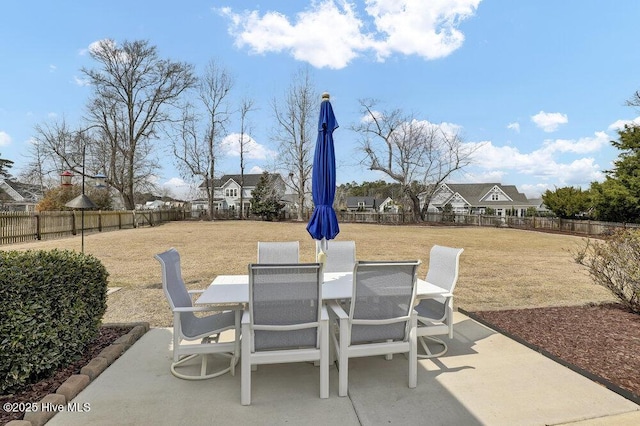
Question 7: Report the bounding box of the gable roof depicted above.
[217,174,265,188]
[200,173,283,189]
[0,179,43,203]
[430,183,531,207]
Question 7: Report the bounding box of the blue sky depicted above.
[2,1,640,200]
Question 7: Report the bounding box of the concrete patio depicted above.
[46,312,639,426]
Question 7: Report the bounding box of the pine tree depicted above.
[250,172,284,221]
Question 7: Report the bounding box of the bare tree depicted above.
[353,99,475,222]
[271,67,317,221]
[82,39,196,209]
[237,97,256,219]
[172,60,234,219]
[24,119,75,189]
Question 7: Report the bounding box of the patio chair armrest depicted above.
[241,308,251,325]
[187,289,205,295]
[320,304,329,321]
[327,301,348,319]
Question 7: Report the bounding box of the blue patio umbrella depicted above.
[306,92,339,250]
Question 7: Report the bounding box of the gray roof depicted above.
[0,179,43,203]
[200,173,283,189]
[431,183,533,207]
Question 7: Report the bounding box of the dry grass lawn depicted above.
[1,220,614,327]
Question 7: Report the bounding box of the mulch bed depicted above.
[0,326,131,424]
[467,303,640,405]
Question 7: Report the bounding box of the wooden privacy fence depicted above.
[336,211,640,236]
[0,210,186,245]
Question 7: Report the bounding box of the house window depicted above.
[491,193,499,201]
[225,189,230,197]
[358,201,365,207]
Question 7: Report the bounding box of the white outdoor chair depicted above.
[257,241,299,263]
[415,245,464,358]
[315,240,356,273]
[155,248,241,380]
[242,263,329,405]
[327,260,420,397]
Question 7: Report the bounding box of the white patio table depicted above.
[195,272,450,305]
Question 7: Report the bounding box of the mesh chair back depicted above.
[249,263,322,351]
[349,261,420,344]
[316,240,356,273]
[426,245,464,292]
[155,248,197,327]
[257,241,299,263]
[418,245,464,320]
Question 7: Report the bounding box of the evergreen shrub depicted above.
[0,249,108,393]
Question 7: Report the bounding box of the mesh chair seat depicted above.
[181,310,236,340]
[414,298,447,322]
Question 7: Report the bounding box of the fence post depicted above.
[98,211,103,232]
[70,211,77,235]
[35,213,41,240]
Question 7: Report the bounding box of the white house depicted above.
[195,173,288,216]
[422,183,538,217]
[344,196,398,213]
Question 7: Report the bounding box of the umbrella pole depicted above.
[317,238,327,264]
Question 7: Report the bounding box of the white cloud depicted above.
[507,122,520,133]
[540,131,609,155]
[364,0,480,61]
[217,0,480,69]
[220,133,277,160]
[531,111,568,132]
[249,165,264,174]
[0,131,12,147]
[466,138,604,189]
[608,116,640,131]
[161,177,196,200]
[73,76,91,86]
[49,64,57,72]
[519,183,552,199]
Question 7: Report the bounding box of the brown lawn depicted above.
[1,220,614,327]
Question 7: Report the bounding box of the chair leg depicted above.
[241,326,251,406]
[338,319,349,397]
[385,339,393,360]
[201,354,208,377]
[231,310,242,377]
[320,322,329,399]
[338,355,348,397]
[409,328,417,389]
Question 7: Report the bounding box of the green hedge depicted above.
[0,249,109,394]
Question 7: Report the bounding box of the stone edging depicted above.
[6,322,149,426]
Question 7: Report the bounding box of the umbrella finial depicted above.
[322,92,330,101]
